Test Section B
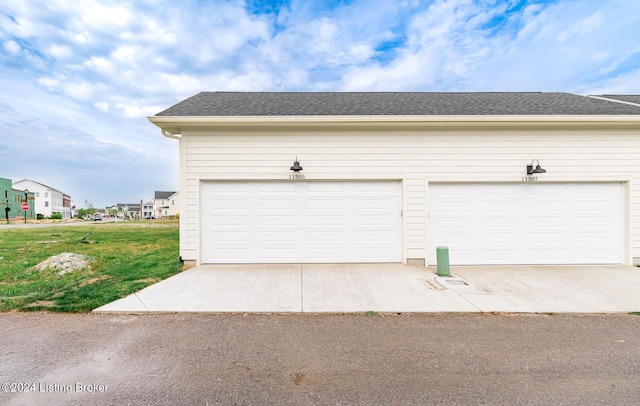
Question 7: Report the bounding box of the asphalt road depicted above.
[1,313,639,405]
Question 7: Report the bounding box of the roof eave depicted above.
[148,114,640,135]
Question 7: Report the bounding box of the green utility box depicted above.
[436,246,450,277]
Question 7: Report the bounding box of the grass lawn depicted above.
[0,223,181,312]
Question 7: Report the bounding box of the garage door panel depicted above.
[483,233,520,243]
[213,248,250,259]
[354,217,394,227]
[259,199,297,210]
[307,216,344,225]
[210,216,250,226]
[578,248,615,260]
[429,183,622,265]
[354,234,397,246]
[259,231,297,241]
[259,182,297,192]
[306,230,345,240]
[259,250,298,261]
[308,199,344,209]
[355,212,397,222]
[575,209,609,217]
[306,182,345,192]
[210,199,249,209]
[578,220,613,229]
[354,197,395,207]
[575,229,614,241]
[481,217,519,227]
[259,216,297,226]
[432,199,472,209]
[214,231,250,241]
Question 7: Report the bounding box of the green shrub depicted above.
[49,213,63,220]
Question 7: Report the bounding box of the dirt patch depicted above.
[26,301,56,307]
[78,275,112,287]
[133,278,160,284]
[182,263,196,271]
[290,372,305,386]
[33,253,93,276]
[289,370,320,387]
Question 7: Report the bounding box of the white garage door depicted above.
[429,183,622,265]
[201,181,402,263]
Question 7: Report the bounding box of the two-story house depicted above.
[13,179,72,219]
[154,191,180,218]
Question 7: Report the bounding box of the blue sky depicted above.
[1,0,640,208]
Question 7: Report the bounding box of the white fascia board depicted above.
[148,115,640,135]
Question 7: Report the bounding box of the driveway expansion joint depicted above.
[134,293,149,312]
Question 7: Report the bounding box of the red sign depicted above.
[22,203,29,211]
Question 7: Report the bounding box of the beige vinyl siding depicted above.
[181,128,640,264]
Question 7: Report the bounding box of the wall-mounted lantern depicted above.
[290,158,303,172]
[526,159,546,175]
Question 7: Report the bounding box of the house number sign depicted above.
[521,176,538,182]
[289,174,306,180]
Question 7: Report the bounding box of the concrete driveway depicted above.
[94,264,640,314]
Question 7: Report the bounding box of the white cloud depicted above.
[574,68,640,95]
[47,43,73,60]
[85,56,111,71]
[94,101,110,112]
[110,45,142,67]
[117,103,164,119]
[3,40,21,54]
[37,77,61,88]
[76,3,136,29]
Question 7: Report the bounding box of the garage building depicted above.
[148,92,640,266]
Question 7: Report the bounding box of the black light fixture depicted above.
[290,157,303,172]
[526,159,546,175]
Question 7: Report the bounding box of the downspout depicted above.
[161,128,182,140]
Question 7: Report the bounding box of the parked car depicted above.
[94,213,102,221]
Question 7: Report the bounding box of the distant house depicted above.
[142,201,154,219]
[105,202,153,219]
[112,203,139,219]
[154,191,180,218]
[1,177,35,220]
[13,179,72,219]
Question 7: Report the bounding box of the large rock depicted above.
[34,253,93,276]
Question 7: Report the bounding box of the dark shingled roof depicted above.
[154,191,175,199]
[155,92,640,117]
[594,95,640,106]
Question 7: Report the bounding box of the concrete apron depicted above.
[93,264,640,314]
